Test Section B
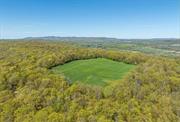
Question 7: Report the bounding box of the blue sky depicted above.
[0,0,180,39]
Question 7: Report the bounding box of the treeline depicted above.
[0,41,179,122]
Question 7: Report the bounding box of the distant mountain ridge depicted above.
[24,36,180,42]
[24,36,118,42]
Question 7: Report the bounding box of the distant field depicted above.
[52,58,135,86]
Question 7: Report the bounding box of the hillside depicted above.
[0,41,179,122]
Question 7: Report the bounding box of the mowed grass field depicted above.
[52,58,135,86]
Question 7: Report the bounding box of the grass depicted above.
[52,58,136,86]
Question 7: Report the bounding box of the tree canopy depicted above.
[0,41,179,122]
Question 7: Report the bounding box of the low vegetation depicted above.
[52,58,135,86]
[0,41,179,122]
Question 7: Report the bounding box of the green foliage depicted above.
[0,41,179,122]
[52,58,135,86]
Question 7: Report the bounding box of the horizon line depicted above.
[0,36,180,40]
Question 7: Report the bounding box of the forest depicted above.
[0,40,180,122]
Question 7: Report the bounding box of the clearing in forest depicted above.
[52,58,135,86]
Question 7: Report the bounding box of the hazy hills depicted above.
[24,36,180,42]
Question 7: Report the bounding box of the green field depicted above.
[52,58,135,86]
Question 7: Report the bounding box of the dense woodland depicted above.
[0,41,180,122]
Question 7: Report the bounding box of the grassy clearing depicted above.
[52,58,136,86]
